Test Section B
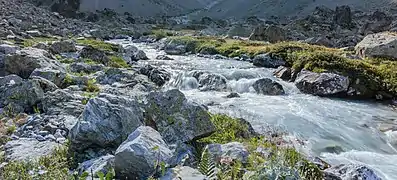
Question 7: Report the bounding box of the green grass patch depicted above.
[108,56,129,68]
[76,39,120,52]
[83,79,100,93]
[22,37,58,47]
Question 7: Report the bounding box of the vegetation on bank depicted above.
[167,36,397,97]
[197,114,323,179]
[76,38,120,53]
[22,37,59,47]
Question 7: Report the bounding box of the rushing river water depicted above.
[110,39,397,180]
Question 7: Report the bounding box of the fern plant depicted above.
[198,147,217,180]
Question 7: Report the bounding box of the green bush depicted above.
[76,39,120,52]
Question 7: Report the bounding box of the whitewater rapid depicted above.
[110,39,397,180]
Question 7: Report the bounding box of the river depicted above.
[110,39,397,180]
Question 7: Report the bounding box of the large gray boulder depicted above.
[49,40,77,54]
[145,89,215,144]
[253,54,286,68]
[4,138,61,162]
[30,67,66,87]
[324,164,382,180]
[355,32,397,59]
[0,44,19,54]
[295,70,349,96]
[41,89,85,117]
[249,25,286,43]
[0,75,44,113]
[4,47,64,78]
[70,93,144,151]
[252,78,285,95]
[196,72,228,91]
[160,166,206,180]
[115,126,173,180]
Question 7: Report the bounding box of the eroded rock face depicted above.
[252,78,285,95]
[253,54,286,68]
[355,32,397,59]
[324,164,382,180]
[0,75,44,113]
[295,70,349,96]
[4,47,64,78]
[145,89,215,144]
[70,94,144,151]
[115,126,173,180]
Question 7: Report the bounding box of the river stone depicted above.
[123,45,148,63]
[4,138,61,162]
[30,67,66,87]
[50,40,77,54]
[295,70,350,96]
[41,89,85,117]
[0,75,44,113]
[355,32,397,59]
[206,142,250,163]
[156,55,174,60]
[253,53,286,68]
[196,73,228,91]
[4,47,65,78]
[160,166,206,180]
[139,65,171,87]
[164,39,188,55]
[115,126,173,180]
[324,164,382,180]
[145,89,215,144]
[79,45,110,65]
[252,78,285,95]
[273,66,293,81]
[78,155,115,178]
[70,93,144,151]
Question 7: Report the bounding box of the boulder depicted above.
[273,66,293,81]
[334,6,352,28]
[160,166,206,180]
[70,94,144,151]
[206,142,250,163]
[50,40,77,54]
[4,138,60,162]
[69,62,104,74]
[0,44,19,54]
[324,164,382,180]
[252,78,285,95]
[355,32,397,59]
[123,45,148,63]
[78,155,115,178]
[295,70,349,96]
[253,54,286,68]
[249,25,286,43]
[4,47,64,78]
[164,39,188,55]
[115,126,173,180]
[0,75,44,113]
[41,89,85,117]
[79,45,110,65]
[30,67,66,87]
[156,55,174,60]
[145,89,215,144]
[196,73,227,91]
[139,65,171,87]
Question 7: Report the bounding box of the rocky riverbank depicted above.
[0,0,396,179]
